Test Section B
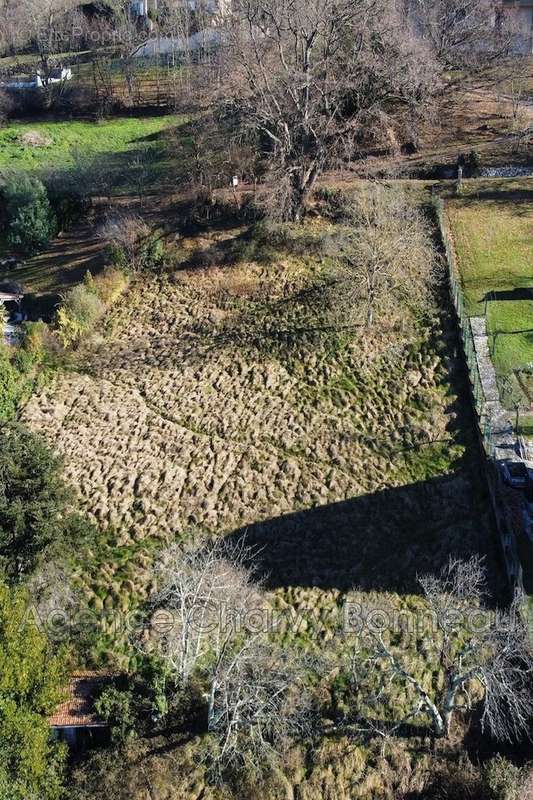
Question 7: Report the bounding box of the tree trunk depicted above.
[284,162,320,222]
[207,677,217,731]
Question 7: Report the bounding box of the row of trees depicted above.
[82,538,532,779]
[0,424,105,798]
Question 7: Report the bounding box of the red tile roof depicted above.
[48,672,110,728]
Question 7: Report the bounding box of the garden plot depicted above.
[23,232,496,641]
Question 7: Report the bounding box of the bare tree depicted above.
[21,0,78,80]
[348,557,533,742]
[324,186,437,328]
[207,637,311,778]
[138,538,310,775]
[223,0,438,221]
[141,538,260,684]
[410,0,515,71]
[112,10,147,108]
[495,58,533,130]
[0,0,27,55]
[98,213,151,273]
[514,125,532,155]
[130,145,160,207]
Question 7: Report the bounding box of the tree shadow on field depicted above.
[459,186,533,214]
[226,471,501,596]
[483,287,533,304]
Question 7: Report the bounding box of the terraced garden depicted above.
[21,216,498,664]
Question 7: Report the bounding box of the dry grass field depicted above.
[20,212,506,798]
[23,221,498,661]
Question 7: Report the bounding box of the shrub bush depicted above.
[482,756,523,800]
[56,283,105,346]
[94,686,137,744]
[139,232,166,271]
[46,184,88,232]
[107,241,127,269]
[0,423,70,580]
[22,320,48,358]
[458,149,482,178]
[0,343,39,422]
[421,755,484,799]
[0,171,57,254]
[101,214,166,273]
[56,269,128,346]
[100,214,151,272]
[91,267,129,306]
[0,89,14,125]
[314,186,352,220]
[22,319,58,362]
[0,346,27,421]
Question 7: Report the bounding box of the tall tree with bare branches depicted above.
[140,538,259,685]
[410,0,516,70]
[346,557,533,741]
[207,637,311,778]
[324,186,437,328]
[138,538,311,776]
[224,0,438,220]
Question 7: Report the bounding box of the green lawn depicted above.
[0,113,190,304]
[447,183,533,316]
[447,179,533,406]
[0,115,182,171]
[487,300,533,376]
[0,50,92,70]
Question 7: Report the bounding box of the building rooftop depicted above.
[0,282,23,301]
[48,672,110,728]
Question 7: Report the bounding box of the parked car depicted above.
[499,460,530,489]
[3,322,21,345]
